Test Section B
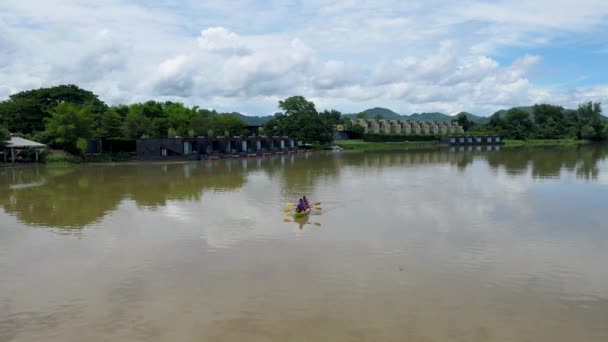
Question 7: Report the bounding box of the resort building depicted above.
[351,119,464,135]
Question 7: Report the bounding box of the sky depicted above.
[1,0,607,116]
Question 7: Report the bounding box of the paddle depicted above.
[286,201,321,206]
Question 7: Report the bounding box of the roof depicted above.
[5,136,46,148]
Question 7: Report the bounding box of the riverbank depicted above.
[503,139,590,147]
[336,140,439,151]
[336,138,592,151]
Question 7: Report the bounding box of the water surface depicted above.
[1,145,608,341]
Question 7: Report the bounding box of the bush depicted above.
[45,153,80,164]
[363,133,440,142]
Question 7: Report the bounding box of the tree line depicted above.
[0,85,249,154]
[1,84,606,155]
[0,85,346,154]
[453,102,606,140]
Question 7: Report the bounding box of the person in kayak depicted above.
[295,198,307,213]
[302,196,310,209]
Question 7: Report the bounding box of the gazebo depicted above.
[2,135,46,163]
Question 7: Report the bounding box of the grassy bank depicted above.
[503,139,590,147]
[336,140,439,151]
[337,138,592,151]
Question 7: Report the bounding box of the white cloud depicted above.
[0,0,607,115]
[197,27,250,55]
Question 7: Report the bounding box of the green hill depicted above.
[357,107,403,120]
[457,112,490,125]
[408,112,450,121]
[221,112,273,126]
[343,107,489,124]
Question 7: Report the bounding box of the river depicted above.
[1,145,608,341]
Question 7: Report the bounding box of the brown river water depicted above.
[1,145,608,341]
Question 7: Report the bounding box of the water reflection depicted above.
[1,144,607,228]
[2,145,608,341]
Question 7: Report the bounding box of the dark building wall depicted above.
[137,138,188,160]
[440,136,504,145]
[136,137,296,160]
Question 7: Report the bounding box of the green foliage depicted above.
[268,96,336,144]
[349,125,365,139]
[123,109,153,139]
[210,114,247,136]
[167,127,177,138]
[0,84,106,134]
[363,133,440,142]
[189,110,212,136]
[484,102,606,141]
[165,102,195,136]
[452,113,475,131]
[487,108,532,140]
[320,109,343,125]
[262,118,279,135]
[45,153,80,164]
[0,126,9,147]
[580,125,596,140]
[44,102,94,153]
[99,108,124,140]
[76,138,88,156]
[576,101,604,140]
[504,108,533,140]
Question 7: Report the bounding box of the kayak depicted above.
[294,208,311,218]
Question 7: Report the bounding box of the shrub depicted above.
[45,153,80,164]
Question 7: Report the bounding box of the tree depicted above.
[533,104,565,139]
[320,109,343,125]
[273,96,334,144]
[581,125,596,140]
[98,108,125,153]
[0,84,106,134]
[373,113,384,120]
[152,117,169,138]
[279,96,317,116]
[0,126,10,147]
[164,102,194,136]
[356,112,366,119]
[262,118,280,136]
[99,108,124,140]
[452,113,475,131]
[503,108,533,140]
[123,109,153,139]
[349,125,364,139]
[576,102,603,140]
[189,111,212,137]
[210,114,246,136]
[44,102,94,154]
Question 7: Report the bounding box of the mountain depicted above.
[457,112,490,125]
[221,112,273,126]
[360,107,402,120]
[491,106,535,118]
[343,107,489,125]
[408,112,453,122]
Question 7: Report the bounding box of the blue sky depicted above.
[1,0,607,116]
